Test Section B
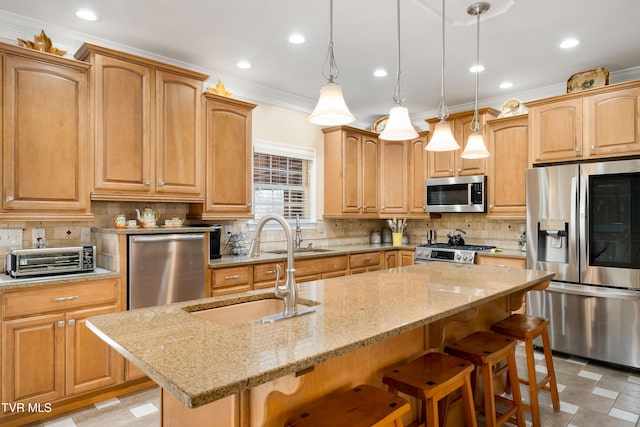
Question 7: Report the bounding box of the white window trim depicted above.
[250,139,317,232]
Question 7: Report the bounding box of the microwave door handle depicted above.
[468,183,473,205]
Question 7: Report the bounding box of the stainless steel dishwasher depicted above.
[128,233,205,309]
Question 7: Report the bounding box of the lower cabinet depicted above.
[211,265,253,296]
[349,251,383,275]
[1,280,123,412]
[476,254,525,269]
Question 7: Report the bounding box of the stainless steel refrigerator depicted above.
[526,159,640,369]
[128,233,206,309]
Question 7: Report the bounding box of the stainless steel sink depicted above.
[189,297,317,325]
[267,248,334,255]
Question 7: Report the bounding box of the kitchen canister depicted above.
[392,232,403,247]
[370,230,381,244]
[381,228,393,243]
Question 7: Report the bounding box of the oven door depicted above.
[580,160,640,289]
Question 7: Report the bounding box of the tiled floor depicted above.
[25,344,640,427]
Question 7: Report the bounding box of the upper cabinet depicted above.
[75,43,208,201]
[189,93,256,220]
[1,42,92,220]
[528,81,640,164]
[324,126,379,218]
[485,115,528,219]
[425,108,499,178]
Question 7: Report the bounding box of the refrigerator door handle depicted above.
[131,234,205,244]
[547,282,640,301]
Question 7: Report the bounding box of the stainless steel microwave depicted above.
[425,175,487,213]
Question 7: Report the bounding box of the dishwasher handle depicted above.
[546,282,640,301]
[130,233,205,244]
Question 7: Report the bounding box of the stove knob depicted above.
[456,254,461,261]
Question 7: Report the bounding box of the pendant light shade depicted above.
[426,0,458,151]
[309,82,355,126]
[461,2,490,159]
[380,105,418,141]
[428,120,460,151]
[379,0,418,141]
[309,0,355,126]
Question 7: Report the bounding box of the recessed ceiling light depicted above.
[373,69,388,78]
[560,38,580,49]
[499,81,513,89]
[469,64,484,73]
[288,33,305,44]
[75,9,98,21]
[236,61,252,69]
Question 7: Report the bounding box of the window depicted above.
[252,140,315,222]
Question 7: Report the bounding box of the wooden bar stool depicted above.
[382,352,477,427]
[445,331,525,427]
[284,384,410,427]
[491,314,561,427]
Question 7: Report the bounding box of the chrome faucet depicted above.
[249,214,299,317]
[295,214,303,249]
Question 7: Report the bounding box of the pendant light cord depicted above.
[321,0,339,83]
[392,0,406,105]
[471,7,481,132]
[437,0,449,121]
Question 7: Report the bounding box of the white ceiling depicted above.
[1,0,640,128]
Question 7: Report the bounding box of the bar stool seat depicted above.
[284,384,410,427]
[382,352,477,427]
[491,314,560,427]
[445,331,525,427]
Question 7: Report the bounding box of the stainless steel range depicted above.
[414,243,495,264]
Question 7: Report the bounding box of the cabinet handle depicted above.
[266,270,277,274]
[489,204,493,208]
[57,321,65,328]
[449,169,453,173]
[575,146,581,152]
[363,259,371,264]
[52,296,79,302]
[6,195,13,202]
[225,275,241,280]
[68,319,76,327]
[590,145,596,150]
[144,180,151,186]
[457,168,462,173]
[158,180,165,187]
[247,203,252,207]
[494,264,507,268]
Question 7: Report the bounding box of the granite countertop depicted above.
[477,248,526,259]
[0,268,120,291]
[93,226,218,235]
[87,262,553,408]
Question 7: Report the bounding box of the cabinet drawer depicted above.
[295,255,348,277]
[211,266,251,288]
[2,279,119,319]
[254,262,285,283]
[349,252,382,269]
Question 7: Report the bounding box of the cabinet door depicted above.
[92,54,153,194]
[342,131,362,213]
[408,135,428,214]
[155,70,203,197]
[65,305,123,396]
[427,143,456,178]
[385,251,398,269]
[361,136,379,213]
[398,250,415,266]
[530,98,583,163]
[203,97,253,215]
[456,114,486,176]
[584,87,640,157]
[2,55,89,213]
[379,140,408,214]
[486,116,528,219]
[2,314,65,407]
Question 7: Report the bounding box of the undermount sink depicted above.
[189,298,316,325]
[267,248,334,255]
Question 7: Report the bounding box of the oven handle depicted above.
[546,282,640,301]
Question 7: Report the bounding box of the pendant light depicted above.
[309,0,355,126]
[426,0,459,151]
[379,0,418,141]
[461,2,490,159]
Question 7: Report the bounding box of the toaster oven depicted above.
[6,246,96,278]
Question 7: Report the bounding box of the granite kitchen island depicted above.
[87,262,554,426]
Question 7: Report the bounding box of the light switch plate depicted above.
[225,225,233,236]
[32,228,45,247]
[80,227,91,244]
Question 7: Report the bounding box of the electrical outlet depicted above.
[80,227,91,244]
[32,228,45,247]
[0,229,22,248]
[225,225,233,236]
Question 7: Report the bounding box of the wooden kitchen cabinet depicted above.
[476,254,525,269]
[254,261,285,290]
[189,93,256,220]
[384,250,398,269]
[324,126,379,218]
[1,279,123,411]
[379,139,409,215]
[528,80,640,163]
[75,43,207,201]
[408,132,430,215]
[349,251,383,274]
[295,255,348,283]
[485,115,528,219]
[1,42,92,220]
[425,108,499,178]
[211,265,252,296]
[398,250,415,266]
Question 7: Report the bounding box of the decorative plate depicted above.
[567,67,609,93]
[500,98,526,117]
[372,116,389,133]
